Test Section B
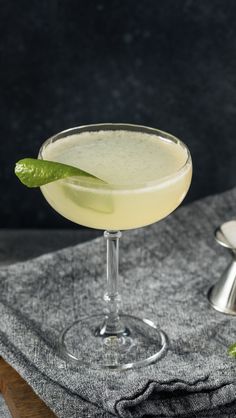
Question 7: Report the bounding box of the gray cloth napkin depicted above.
[0,396,11,418]
[0,188,236,418]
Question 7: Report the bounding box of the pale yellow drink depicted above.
[40,129,192,230]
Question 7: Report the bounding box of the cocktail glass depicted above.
[39,123,192,370]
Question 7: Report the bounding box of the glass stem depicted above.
[102,230,125,336]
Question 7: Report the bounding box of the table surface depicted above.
[0,228,100,417]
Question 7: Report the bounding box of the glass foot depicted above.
[59,314,167,370]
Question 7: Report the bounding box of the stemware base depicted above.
[59,314,167,370]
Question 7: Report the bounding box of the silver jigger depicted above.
[208,220,236,315]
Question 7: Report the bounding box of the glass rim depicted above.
[38,123,192,190]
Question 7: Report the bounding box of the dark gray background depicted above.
[1,0,236,228]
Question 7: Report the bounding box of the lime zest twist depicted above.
[15,158,105,188]
[228,343,236,358]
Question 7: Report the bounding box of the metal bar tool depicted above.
[208,220,236,315]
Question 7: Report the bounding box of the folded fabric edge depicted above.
[0,336,113,418]
[115,379,236,417]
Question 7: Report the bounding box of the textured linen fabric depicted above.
[0,188,236,417]
[0,396,11,417]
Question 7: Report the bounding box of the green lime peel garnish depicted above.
[15,158,105,188]
[228,343,236,358]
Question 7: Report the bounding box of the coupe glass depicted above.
[39,123,192,370]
